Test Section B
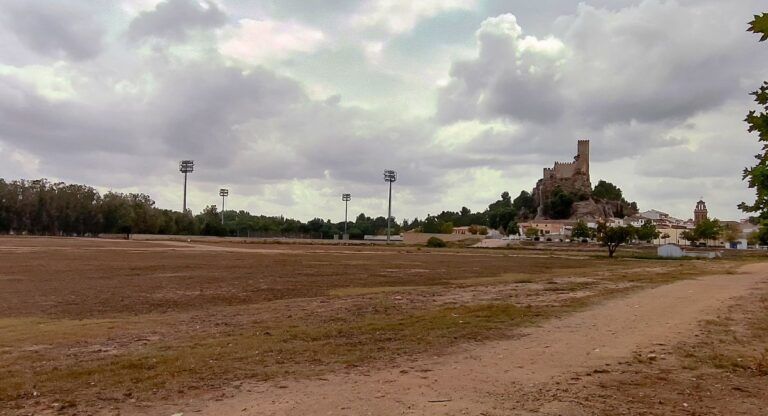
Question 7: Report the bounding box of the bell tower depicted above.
[694,199,708,226]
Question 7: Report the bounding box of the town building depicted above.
[518,220,576,238]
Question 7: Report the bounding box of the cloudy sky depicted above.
[0,0,765,222]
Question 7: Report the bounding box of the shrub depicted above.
[426,237,447,248]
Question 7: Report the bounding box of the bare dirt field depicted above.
[0,237,765,415]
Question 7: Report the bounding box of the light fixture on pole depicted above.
[219,188,229,225]
[383,170,397,244]
[342,193,351,240]
[179,160,195,213]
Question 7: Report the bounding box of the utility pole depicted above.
[383,170,397,244]
[342,193,351,239]
[179,160,194,213]
[219,188,229,225]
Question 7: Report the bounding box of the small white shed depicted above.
[658,244,684,258]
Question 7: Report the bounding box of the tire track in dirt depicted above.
[146,263,768,416]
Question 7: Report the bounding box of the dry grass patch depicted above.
[676,293,768,375]
[0,237,749,413]
[0,302,565,407]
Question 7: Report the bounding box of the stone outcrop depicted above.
[571,199,631,220]
[531,140,635,220]
[571,200,608,219]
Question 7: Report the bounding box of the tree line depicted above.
[0,179,401,238]
[0,177,638,239]
[403,190,536,236]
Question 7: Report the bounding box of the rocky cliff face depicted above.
[532,172,592,218]
[533,183,635,221]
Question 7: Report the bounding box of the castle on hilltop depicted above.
[533,140,593,218]
[542,140,590,181]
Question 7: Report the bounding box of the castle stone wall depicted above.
[533,140,593,219]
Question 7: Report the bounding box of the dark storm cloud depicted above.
[0,55,438,190]
[0,0,105,60]
[127,0,228,42]
[558,1,761,126]
[0,76,142,155]
[147,63,307,168]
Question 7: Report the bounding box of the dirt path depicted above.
[150,263,767,416]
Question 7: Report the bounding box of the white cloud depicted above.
[0,62,80,101]
[352,0,479,34]
[438,13,567,123]
[218,18,325,64]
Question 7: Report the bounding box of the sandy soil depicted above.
[160,263,768,416]
[1,237,762,415]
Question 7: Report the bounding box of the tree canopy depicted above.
[512,191,536,220]
[592,180,623,201]
[571,220,593,240]
[0,178,401,239]
[596,223,634,258]
[543,187,574,219]
[635,220,660,243]
[741,14,768,227]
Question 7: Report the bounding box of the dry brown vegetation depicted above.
[512,282,768,415]
[0,237,746,415]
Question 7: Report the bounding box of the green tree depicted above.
[512,191,536,219]
[426,236,447,248]
[635,220,660,243]
[596,223,634,258]
[592,180,624,201]
[571,220,592,240]
[740,14,768,233]
[506,220,519,235]
[543,187,574,219]
[198,206,226,236]
[721,222,742,243]
[487,192,517,233]
[524,227,539,239]
[680,230,697,244]
[693,218,723,245]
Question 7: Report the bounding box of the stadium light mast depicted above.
[179,160,195,213]
[342,193,351,239]
[219,188,229,225]
[383,170,397,244]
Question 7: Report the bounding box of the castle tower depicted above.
[694,199,708,226]
[575,140,590,176]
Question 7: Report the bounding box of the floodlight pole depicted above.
[342,193,351,238]
[219,188,229,225]
[179,160,195,214]
[383,170,397,244]
[387,181,392,242]
[183,173,188,212]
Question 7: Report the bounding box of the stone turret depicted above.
[576,139,589,176]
